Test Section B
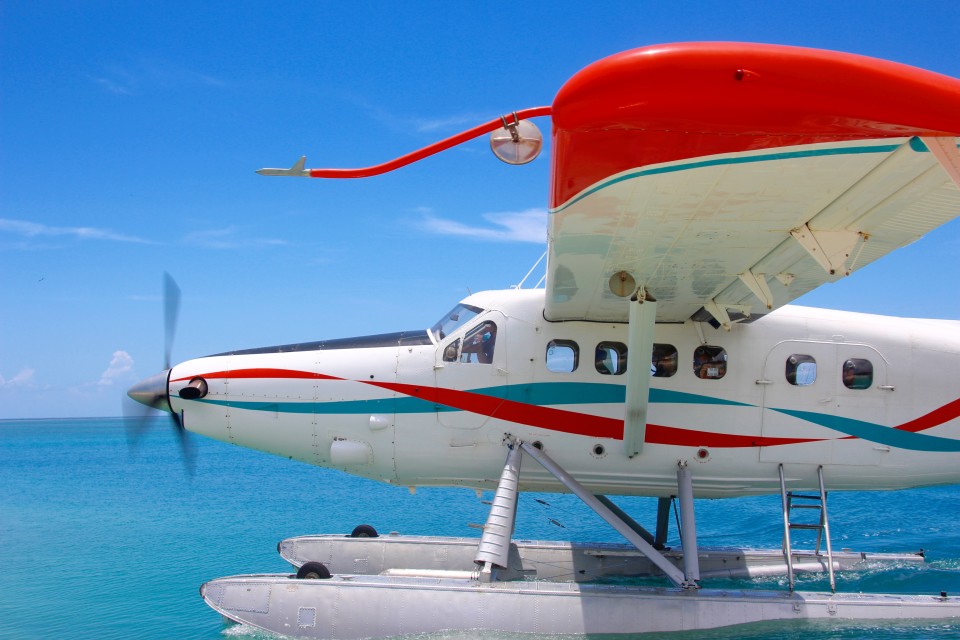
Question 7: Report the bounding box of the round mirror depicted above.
[490,119,543,165]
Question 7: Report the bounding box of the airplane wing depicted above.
[545,43,960,325]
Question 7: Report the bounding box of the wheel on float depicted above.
[350,524,379,538]
[296,561,331,580]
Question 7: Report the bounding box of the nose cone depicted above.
[127,370,172,412]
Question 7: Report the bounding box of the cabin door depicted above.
[759,340,889,465]
[758,340,837,464]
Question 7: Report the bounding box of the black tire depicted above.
[296,561,331,580]
[350,524,378,538]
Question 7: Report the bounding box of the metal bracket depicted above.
[738,270,774,310]
[500,112,522,143]
[789,224,864,276]
[704,299,750,332]
[775,272,796,287]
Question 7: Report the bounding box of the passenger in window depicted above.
[462,322,497,364]
[651,344,678,377]
[842,362,855,387]
[694,346,727,379]
[842,358,872,390]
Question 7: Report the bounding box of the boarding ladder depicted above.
[778,464,836,592]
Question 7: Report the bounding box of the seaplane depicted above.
[128,42,960,637]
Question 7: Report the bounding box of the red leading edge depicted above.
[549,42,960,207]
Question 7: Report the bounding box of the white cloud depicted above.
[98,351,134,387]
[0,218,150,244]
[183,226,287,249]
[419,208,546,243]
[413,114,485,134]
[0,368,35,387]
[93,76,136,96]
[91,61,227,96]
[340,93,488,137]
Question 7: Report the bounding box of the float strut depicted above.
[677,461,701,584]
[519,441,693,589]
[474,442,523,581]
[655,497,671,548]
[595,495,658,547]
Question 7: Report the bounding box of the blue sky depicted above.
[2,2,959,419]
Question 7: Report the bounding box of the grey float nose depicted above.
[127,370,171,412]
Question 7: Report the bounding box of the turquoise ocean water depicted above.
[1,417,959,640]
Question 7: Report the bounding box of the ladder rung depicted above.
[778,464,836,594]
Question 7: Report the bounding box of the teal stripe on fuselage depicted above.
[650,388,752,407]
[772,408,960,452]
[552,143,901,213]
[193,382,751,414]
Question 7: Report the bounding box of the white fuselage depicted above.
[167,288,960,497]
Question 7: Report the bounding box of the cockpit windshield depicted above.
[429,303,483,341]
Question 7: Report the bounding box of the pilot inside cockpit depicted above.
[460,321,497,364]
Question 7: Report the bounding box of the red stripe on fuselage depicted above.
[174,368,960,447]
[363,379,624,439]
[894,397,960,433]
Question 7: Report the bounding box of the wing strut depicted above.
[624,288,656,457]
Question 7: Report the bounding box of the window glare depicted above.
[547,340,578,373]
[595,342,627,375]
[786,354,817,386]
[430,303,482,340]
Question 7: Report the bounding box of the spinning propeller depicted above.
[124,272,196,474]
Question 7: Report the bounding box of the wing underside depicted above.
[546,136,960,323]
[544,43,960,324]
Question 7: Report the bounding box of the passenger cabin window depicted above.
[595,342,627,375]
[546,340,578,373]
[693,345,727,379]
[786,354,817,386]
[652,344,678,377]
[842,358,873,390]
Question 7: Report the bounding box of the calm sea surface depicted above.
[1,417,959,639]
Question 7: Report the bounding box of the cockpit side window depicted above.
[459,321,497,364]
[442,339,461,363]
[430,303,483,341]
